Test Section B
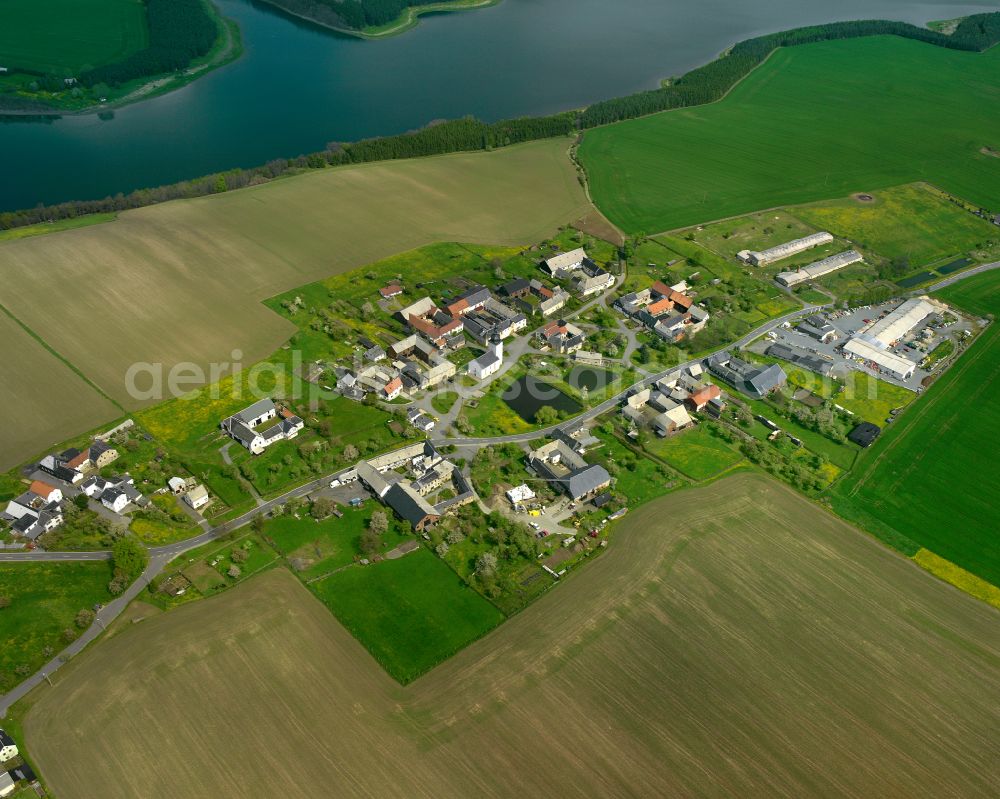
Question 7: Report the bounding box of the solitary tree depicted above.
[75,608,95,629]
[311,497,336,520]
[111,536,148,581]
[73,493,89,511]
[369,511,389,535]
[359,528,382,558]
[475,551,498,578]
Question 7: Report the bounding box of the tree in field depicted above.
[73,493,89,511]
[75,608,95,629]
[475,551,498,578]
[112,536,148,581]
[534,406,559,426]
[359,528,382,558]
[369,511,389,535]
[343,444,359,461]
[230,547,249,564]
[311,497,336,520]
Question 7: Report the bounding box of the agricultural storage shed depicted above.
[737,232,833,266]
[775,250,863,287]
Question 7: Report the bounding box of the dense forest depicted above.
[3,12,999,230]
[79,0,219,88]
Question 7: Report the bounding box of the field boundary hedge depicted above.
[2,12,998,231]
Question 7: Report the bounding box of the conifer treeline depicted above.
[80,0,219,88]
[3,13,998,230]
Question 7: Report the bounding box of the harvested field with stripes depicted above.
[0,139,590,468]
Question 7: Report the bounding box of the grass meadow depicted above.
[832,269,1000,585]
[0,0,148,74]
[643,425,743,482]
[0,561,112,693]
[0,139,590,464]
[310,548,504,683]
[580,36,1000,233]
[792,184,999,269]
[23,476,1000,799]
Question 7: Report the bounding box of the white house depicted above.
[506,484,536,505]
[29,481,62,505]
[184,484,211,510]
[81,476,111,498]
[544,248,587,278]
[168,476,187,495]
[468,337,504,381]
[383,377,403,401]
[0,772,14,798]
[101,488,129,514]
[0,730,18,763]
[221,399,304,456]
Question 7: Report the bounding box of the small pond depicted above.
[502,374,582,423]
[568,366,617,392]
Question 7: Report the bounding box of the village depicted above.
[2,229,980,573]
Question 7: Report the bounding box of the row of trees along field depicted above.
[3,13,999,231]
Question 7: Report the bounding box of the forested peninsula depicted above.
[259,0,499,37]
[3,12,999,229]
[0,0,233,113]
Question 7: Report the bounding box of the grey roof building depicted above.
[707,351,786,398]
[384,483,440,531]
[767,343,834,376]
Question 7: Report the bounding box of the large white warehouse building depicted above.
[842,337,918,380]
[865,298,944,346]
[738,232,834,267]
[840,297,948,381]
[775,250,864,287]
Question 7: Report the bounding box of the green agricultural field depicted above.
[0,0,148,74]
[832,270,1000,586]
[24,476,1000,799]
[0,139,590,465]
[580,36,1000,233]
[309,548,503,683]
[0,561,112,692]
[643,425,743,481]
[792,184,1000,268]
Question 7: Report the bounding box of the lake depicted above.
[2,0,994,210]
